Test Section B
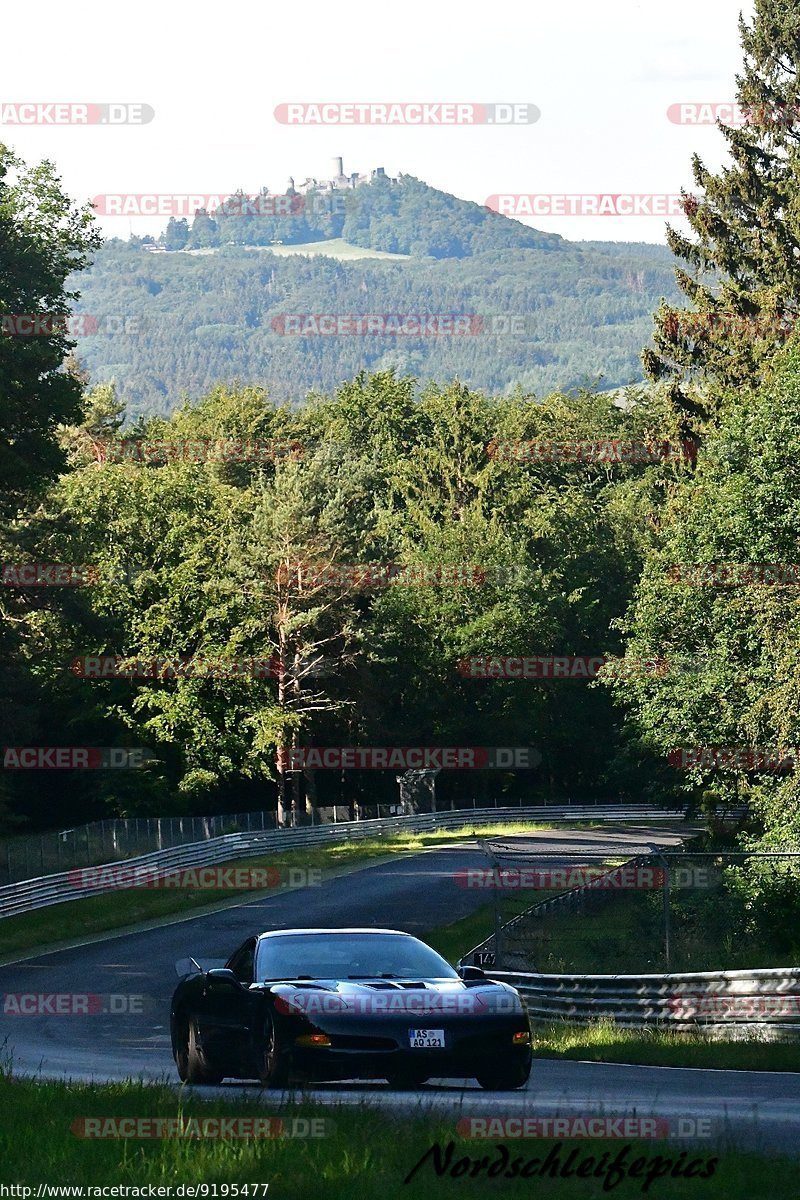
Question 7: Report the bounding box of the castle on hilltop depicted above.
[287,157,399,196]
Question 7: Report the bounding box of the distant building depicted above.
[292,159,398,197]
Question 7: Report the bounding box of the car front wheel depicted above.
[174,1014,224,1085]
[258,1012,292,1089]
[475,1056,531,1091]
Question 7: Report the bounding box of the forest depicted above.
[70,174,680,415]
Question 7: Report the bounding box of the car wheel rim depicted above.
[175,1019,189,1074]
[263,1020,277,1078]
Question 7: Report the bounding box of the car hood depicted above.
[264,977,523,1018]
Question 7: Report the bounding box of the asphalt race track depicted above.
[0,825,798,1156]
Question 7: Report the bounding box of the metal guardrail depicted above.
[0,797,698,885]
[0,804,686,920]
[0,808,282,886]
[490,966,800,1038]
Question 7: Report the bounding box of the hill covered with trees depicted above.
[72,190,680,418]
[161,173,565,257]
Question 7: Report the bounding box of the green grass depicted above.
[535,1019,800,1072]
[423,890,549,965]
[507,881,800,975]
[510,889,672,974]
[250,238,412,261]
[0,1073,793,1197]
[181,237,413,260]
[0,821,570,962]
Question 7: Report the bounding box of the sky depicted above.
[1,0,754,244]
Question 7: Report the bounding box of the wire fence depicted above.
[0,810,278,886]
[0,797,679,887]
[461,842,800,976]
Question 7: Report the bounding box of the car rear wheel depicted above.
[174,1014,224,1085]
[475,1056,531,1091]
[258,1012,292,1089]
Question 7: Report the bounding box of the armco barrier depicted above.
[0,798,700,886]
[0,804,687,920]
[489,966,800,1039]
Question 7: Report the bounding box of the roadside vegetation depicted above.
[0,1073,793,1198]
[534,1019,800,1074]
[501,879,800,976]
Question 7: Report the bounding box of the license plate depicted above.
[408,1028,445,1049]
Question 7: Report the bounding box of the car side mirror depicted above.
[458,965,487,980]
[206,968,241,986]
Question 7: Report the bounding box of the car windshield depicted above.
[256,932,459,981]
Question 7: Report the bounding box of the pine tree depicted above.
[643,0,800,437]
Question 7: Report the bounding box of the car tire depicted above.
[258,1012,292,1089]
[174,1014,224,1085]
[475,1056,531,1091]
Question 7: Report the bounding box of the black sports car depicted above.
[170,927,532,1090]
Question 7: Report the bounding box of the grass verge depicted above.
[255,237,412,261]
[503,875,800,974]
[0,1073,793,1197]
[534,1019,800,1072]
[422,890,543,964]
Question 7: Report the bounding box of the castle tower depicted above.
[331,156,344,179]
